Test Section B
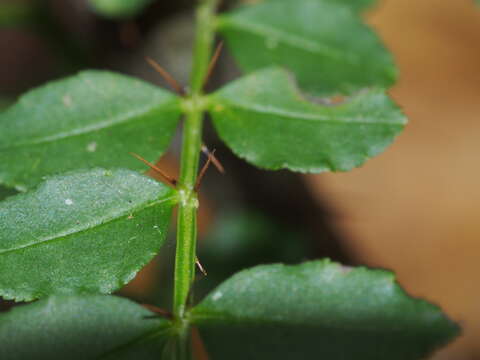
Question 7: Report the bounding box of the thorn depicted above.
[203,41,224,90]
[194,149,215,191]
[195,256,207,276]
[145,56,185,96]
[130,152,177,188]
[141,304,173,319]
[191,327,211,360]
[202,144,225,174]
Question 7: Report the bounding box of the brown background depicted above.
[307,1,480,358]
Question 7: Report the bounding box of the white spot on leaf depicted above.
[62,95,73,107]
[212,291,223,301]
[65,199,73,205]
[86,142,97,152]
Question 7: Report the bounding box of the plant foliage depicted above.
[192,261,458,360]
[88,0,152,19]
[0,0,460,358]
[0,295,170,360]
[209,67,405,172]
[218,0,396,95]
[0,71,180,190]
[0,169,175,301]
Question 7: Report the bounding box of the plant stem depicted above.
[173,0,219,321]
[190,0,219,94]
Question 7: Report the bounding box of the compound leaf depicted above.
[0,168,176,301]
[209,67,406,173]
[218,0,396,95]
[0,70,181,190]
[191,260,460,360]
[0,295,173,360]
[88,0,151,19]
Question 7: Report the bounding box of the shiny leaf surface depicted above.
[0,295,172,360]
[0,71,181,190]
[209,67,406,172]
[192,260,459,360]
[218,0,396,95]
[0,168,176,301]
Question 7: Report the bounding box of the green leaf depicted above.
[217,0,396,95]
[0,185,17,201]
[88,0,152,19]
[0,97,12,110]
[0,70,181,190]
[0,295,173,360]
[191,260,460,360]
[0,168,176,301]
[209,67,406,173]
[196,210,310,299]
[0,3,37,28]
[262,0,377,13]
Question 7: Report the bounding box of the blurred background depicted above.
[0,0,479,358]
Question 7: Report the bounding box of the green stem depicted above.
[190,0,219,94]
[173,0,219,321]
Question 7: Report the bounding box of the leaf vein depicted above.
[0,196,176,256]
[0,99,177,150]
[219,99,406,125]
[222,17,352,64]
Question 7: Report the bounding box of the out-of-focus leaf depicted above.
[0,98,12,110]
[0,168,176,301]
[196,211,310,298]
[192,260,460,360]
[88,0,152,19]
[0,186,17,201]
[209,67,406,173]
[0,3,37,28]
[0,71,181,190]
[0,295,173,360]
[218,0,396,95]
